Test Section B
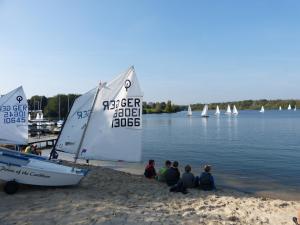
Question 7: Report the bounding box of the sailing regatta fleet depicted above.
[187,103,297,117]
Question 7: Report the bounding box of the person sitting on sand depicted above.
[165,161,180,186]
[181,164,195,188]
[196,165,216,191]
[157,160,171,182]
[144,159,157,179]
[24,144,34,154]
[31,144,42,156]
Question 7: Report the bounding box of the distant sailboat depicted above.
[294,106,297,111]
[201,104,209,117]
[28,113,31,121]
[288,104,291,110]
[215,105,220,115]
[260,106,265,113]
[279,106,282,111]
[225,105,231,114]
[187,105,192,116]
[232,105,238,115]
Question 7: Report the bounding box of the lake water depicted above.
[142,110,300,199]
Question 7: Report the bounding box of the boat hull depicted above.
[0,149,86,186]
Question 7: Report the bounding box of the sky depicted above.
[0,0,299,104]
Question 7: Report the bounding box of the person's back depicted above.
[199,165,215,191]
[144,159,156,179]
[181,165,195,188]
[165,161,180,186]
[157,160,171,182]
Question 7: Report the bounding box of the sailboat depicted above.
[294,106,297,111]
[279,106,282,111]
[187,105,192,116]
[0,87,87,194]
[53,66,143,162]
[215,105,220,115]
[232,105,238,115]
[260,106,265,113]
[201,104,209,118]
[288,104,292,110]
[225,105,231,114]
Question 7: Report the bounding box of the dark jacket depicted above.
[165,167,180,186]
[144,165,156,178]
[199,172,215,191]
[181,172,195,188]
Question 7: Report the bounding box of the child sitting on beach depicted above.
[144,159,157,179]
[165,161,180,186]
[196,165,216,191]
[181,165,195,188]
[157,160,171,182]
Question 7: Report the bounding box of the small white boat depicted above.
[201,104,209,117]
[279,106,282,111]
[0,86,86,194]
[215,105,220,115]
[288,104,291,110]
[260,106,265,113]
[232,105,238,115]
[294,106,297,111]
[0,148,86,187]
[225,105,231,114]
[56,120,64,128]
[187,105,192,116]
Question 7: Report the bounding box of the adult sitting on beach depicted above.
[144,159,157,179]
[196,165,216,191]
[181,164,195,188]
[165,161,180,186]
[157,160,171,182]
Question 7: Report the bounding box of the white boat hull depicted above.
[0,149,86,186]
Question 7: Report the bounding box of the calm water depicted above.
[142,110,300,199]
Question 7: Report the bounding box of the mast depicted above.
[58,95,61,120]
[73,83,102,163]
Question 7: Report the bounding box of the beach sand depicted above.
[0,163,299,225]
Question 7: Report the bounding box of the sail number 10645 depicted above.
[111,118,141,128]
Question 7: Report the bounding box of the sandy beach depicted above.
[0,162,299,225]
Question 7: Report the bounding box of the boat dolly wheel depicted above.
[4,181,19,194]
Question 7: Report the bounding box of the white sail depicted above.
[40,112,44,120]
[232,105,238,115]
[225,105,231,114]
[288,104,291,110]
[279,106,282,111]
[28,113,31,121]
[201,104,209,117]
[79,67,143,162]
[260,106,265,113]
[0,86,28,145]
[55,87,98,154]
[187,105,192,116]
[294,106,297,111]
[35,113,40,120]
[215,105,220,115]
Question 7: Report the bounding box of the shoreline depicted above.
[0,162,299,225]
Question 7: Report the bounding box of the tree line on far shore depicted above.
[27,95,299,120]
